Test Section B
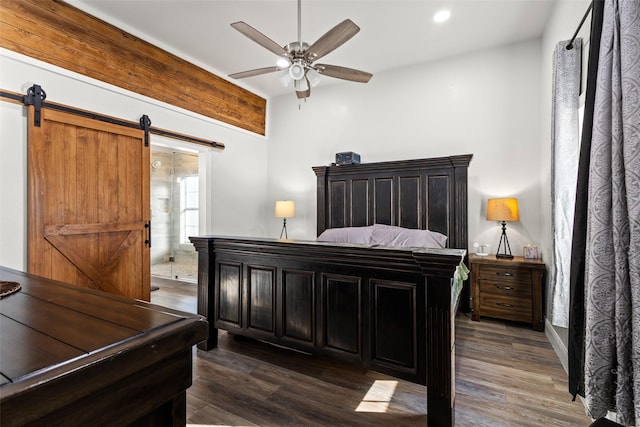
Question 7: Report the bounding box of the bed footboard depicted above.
[191,236,465,427]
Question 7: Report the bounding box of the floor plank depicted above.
[151,279,592,426]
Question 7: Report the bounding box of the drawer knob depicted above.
[496,272,513,276]
[497,302,514,307]
[495,285,513,290]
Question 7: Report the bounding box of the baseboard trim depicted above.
[544,319,590,416]
[545,317,568,373]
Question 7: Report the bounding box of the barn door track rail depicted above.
[1,84,225,150]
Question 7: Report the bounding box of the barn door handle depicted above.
[144,221,151,247]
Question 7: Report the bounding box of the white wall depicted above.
[267,38,544,254]
[0,49,270,270]
[0,99,27,270]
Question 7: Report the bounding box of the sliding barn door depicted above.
[27,107,151,301]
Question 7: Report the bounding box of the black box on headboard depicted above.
[335,151,361,165]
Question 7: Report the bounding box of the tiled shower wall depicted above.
[150,149,199,280]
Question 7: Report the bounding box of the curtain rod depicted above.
[567,0,594,50]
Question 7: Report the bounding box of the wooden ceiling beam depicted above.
[0,0,267,135]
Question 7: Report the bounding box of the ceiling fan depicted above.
[228,0,373,100]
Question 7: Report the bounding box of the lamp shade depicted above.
[486,198,520,222]
[294,78,309,92]
[278,69,292,87]
[288,62,305,80]
[275,200,295,218]
[306,68,321,87]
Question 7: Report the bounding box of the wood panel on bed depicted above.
[313,154,471,250]
[191,154,472,427]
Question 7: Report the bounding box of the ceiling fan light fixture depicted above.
[289,62,306,80]
[306,68,321,87]
[294,77,309,92]
[278,69,292,87]
[276,57,291,68]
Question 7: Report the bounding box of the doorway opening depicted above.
[150,146,199,283]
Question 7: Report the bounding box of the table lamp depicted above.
[486,197,519,259]
[275,200,295,238]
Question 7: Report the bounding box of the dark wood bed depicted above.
[191,154,472,427]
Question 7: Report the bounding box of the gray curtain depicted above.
[550,38,582,328]
[583,0,640,424]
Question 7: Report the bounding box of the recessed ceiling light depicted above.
[433,10,451,23]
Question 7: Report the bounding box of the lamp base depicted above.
[495,221,514,259]
[279,218,288,239]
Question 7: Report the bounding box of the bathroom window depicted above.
[179,175,199,243]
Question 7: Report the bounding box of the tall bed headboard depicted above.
[312,154,472,250]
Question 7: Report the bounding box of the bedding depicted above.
[315,225,374,244]
[317,224,448,248]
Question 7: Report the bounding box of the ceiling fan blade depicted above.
[231,21,289,57]
[316,64,372,83]
[305,19,360,62]
[229,66,282,79]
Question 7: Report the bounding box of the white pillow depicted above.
[371,224,447,248]
[316,226,374,244]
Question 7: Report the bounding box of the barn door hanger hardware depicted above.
[23,84,46,127]
[7,85,224,150]
[139,115,151,147]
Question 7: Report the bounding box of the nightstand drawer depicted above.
[479,280,532,298]
[478,265,532,283]
[479,293,532,322]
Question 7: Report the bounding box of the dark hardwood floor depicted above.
[151,278,592,426]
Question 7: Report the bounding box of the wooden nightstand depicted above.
[470,254,545,331]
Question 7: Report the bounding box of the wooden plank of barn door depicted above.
[27,106,150,300]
